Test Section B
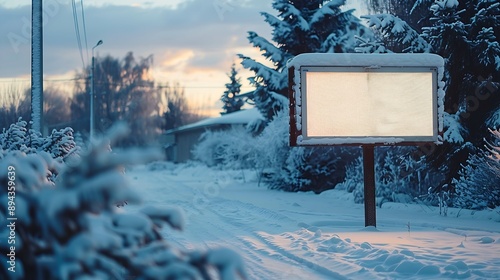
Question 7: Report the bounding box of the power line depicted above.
[0,78,86,83]
[0,80,31,84]
[80,0,90,64]
[0,79,254,89]
[71,0,85,69]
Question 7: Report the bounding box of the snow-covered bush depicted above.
[0,123,245,280]
[267,146,352,193]
[193,109,289,173]
[252,110,290,175]
[0,119,31,153]
[344,147,432,205]
[0,118,77,161]
[193,126,257,169]
[338,156,363,194]
[453,129,500,210]
[194,110,355,193]
[252,111,357,193]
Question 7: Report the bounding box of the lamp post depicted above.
[31,0,43,134]
[90,39,103,140]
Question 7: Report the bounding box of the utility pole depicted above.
[31,0,43,134]
[90,40,103,140]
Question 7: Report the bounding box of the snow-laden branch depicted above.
[271,3,309,31]
[362,14,432,53]
[238,55,287,91]
[310,0,345,26]
[246,31,286,66]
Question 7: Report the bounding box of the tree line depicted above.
[0,52,203,146]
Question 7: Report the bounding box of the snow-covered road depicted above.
[126,163,500,279]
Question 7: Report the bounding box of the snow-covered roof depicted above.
[165,108,263,134]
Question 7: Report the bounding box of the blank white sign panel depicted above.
[304,71,434,137]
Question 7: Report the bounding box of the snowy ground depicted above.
[125,162,500,280]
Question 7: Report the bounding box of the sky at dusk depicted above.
[0,0,367,116]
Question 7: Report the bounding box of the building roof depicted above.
[165,107,263,135]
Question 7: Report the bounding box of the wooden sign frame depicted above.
[289,53,445,147]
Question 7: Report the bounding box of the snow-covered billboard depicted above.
[288,53,445,146]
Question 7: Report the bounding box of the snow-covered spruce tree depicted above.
[453,128,500,210]
[0,124,245,280]
[239,0,372,123]
[361,0,500,205]
[227,0,371,192]
[221,64,245,115]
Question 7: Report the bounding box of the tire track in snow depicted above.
[201,216,317,280]
[129,172,312,279]
[154,185,345,279]
[167,199,322,280]
[204,197,349,279]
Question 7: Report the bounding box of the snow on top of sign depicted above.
[288,53,444,68]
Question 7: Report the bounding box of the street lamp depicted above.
[90,39,103,140]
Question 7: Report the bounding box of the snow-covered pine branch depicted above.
[354,36,393,53]
[473,27,500,71]
[310,0,346,26]
[410,0,435,15]
[0,118,29,153]
[245,31,290,68]
[270,3,309,31]
[361,14,432,53]
[237,54,287,92]
[443,111,467,144]
[40,127,76,160]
